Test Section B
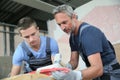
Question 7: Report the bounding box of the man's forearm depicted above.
[10,66,21,77]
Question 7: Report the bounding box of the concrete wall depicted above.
[0,26,4,56]
[0,56,12,79]
[0,26,10,56]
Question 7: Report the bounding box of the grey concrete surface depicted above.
[0,56,12,79]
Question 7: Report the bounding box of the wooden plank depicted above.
[2,73,54,80]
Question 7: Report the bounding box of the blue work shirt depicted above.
[12,36,59,66]
[70,22,115,66]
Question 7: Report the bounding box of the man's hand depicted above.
[52,69,82,80]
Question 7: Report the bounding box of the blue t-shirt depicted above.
[70,22,115,66]
[12,36,59,66]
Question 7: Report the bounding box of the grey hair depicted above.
[53,4,74,18]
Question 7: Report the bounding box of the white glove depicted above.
[52,70,82,80]
[53,54,62,64]
[65,62,73,70]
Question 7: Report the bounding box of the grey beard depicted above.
[66,20,76,35]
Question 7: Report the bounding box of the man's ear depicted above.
[72,14,78,19]
[37,27,39,30]
[19,31,22,37]
[19,34,22,37]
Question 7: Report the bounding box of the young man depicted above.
[51,4,120,80]
[10,17,59,76]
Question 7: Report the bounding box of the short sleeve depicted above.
[12,44,26,66]
[69,35,78,51]
[82,27,103,56]
[50,38,59,56]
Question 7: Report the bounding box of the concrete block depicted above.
[0,56,12,79]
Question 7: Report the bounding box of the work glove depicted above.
[65,62,73,70]
[52,69,82,80]
[53,54,62,64]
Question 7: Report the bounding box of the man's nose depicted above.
[29,36,34,41]
[60,25,65,30]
